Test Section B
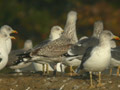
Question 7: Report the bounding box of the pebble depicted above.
[82,82,86,85]
[63,80,67,83]
[15,85,18,87]
[44,79,46,82]
[44,82,51,86]
[26,87,31,90]
[10,88,14,90]
[46,78,51,80]
[118,85,120,88]
[0,79,2,82]
[67,78,71,81]
[102,86,106,89]
[72,85,79,90]
[108,81,112,84]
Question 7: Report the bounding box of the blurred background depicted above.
[1,0,120,49]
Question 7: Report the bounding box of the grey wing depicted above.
[70,45,86,55]
[31,39,72,57]
[78,37,99,47]
[76,47,94,72]
[111,47,120,60]
[111,46,120,52]
[70,37,99,55]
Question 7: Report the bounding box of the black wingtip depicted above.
[64,53,78,57]
[12,57,24,66]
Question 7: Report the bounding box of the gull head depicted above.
[24,40,33,50]
[67,11,77,22]
[100,30,120,41]
[93,21,103,38]
[0,25,18,36]
[49,26,64,41]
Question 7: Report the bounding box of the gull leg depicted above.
[70,66,73,76]
[42,64,45,75]
[97,72,103,87]
[66,66,73,76]
[46,64,49,75]
[117,66,120,76]
[110,68,112,76]
[60,63,64,76]
[71,67,79,76]
[89,71,95,88]
[53,65,57,76]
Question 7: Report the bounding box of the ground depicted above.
[0,71,120,90]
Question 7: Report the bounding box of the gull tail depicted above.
[10,55,32,69]
[16,52,31,58]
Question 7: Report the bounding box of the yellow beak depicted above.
[113,36,120,40]
[10,36,16,40]
[12,30,18,34]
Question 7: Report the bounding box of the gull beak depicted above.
[113,36,120,40]
[10,36,16,40]
[12,30,18,34]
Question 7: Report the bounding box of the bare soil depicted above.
[0,71,120,90]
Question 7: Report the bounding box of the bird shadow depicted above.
[71,72,98,81]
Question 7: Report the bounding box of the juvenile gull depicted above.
[10,11,78,75]
[32,26,64,74]
[10,26,63,74]
[0,25,18,54]
[32,26,64,50]
[76,30,120,88]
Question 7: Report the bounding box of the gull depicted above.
[0,25,18,54]
[110,46,120,76]
[32,26,64,74]
[10,26,64,74]
[0,33,15,70]
[7,40,33,73]
[76,30,120,88]
[62,21,104,76]
[10,10,78,76]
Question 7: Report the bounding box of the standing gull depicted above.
[10,11,78,76]
[62,21,104,76]
[10,26,64,74]
[76,30,120,88]
[0,33,15,70]
[0,25,18,54]
[33,26,64,74]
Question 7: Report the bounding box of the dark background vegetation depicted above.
[1,0,120,49]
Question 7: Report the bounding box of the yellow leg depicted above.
[89,71,95,88]
[117,66,120,76]
[97,72,103,87]
[70,66,73,76]
[46,64,49,75]
[71,67,79,76]
[43,64,45,75]
[110,68,112,76]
